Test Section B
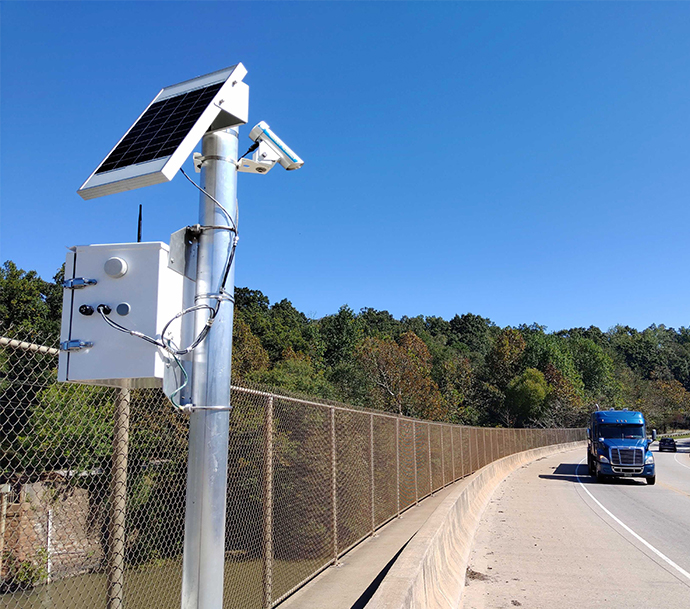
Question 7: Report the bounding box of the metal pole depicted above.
[181,128,239,609]
[440,425,445,487]
[413,421,418,505]
[460,428,465,478]
[0,485,7,578]
[263,396,274,609]
[450,427,455,482]
[47,508,53,583]
[427,423,433,495]
[108,387,131,609]
[331,407,338,563]
[395,418,400,517]
[370,414,375,535]
[474,428,480,470]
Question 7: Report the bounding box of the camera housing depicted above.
[237,121,304,174]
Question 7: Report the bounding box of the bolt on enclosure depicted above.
[59,242,192,388]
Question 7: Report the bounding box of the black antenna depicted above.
[137,205,143,242]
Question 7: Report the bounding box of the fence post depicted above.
[331,407,338,563]
[413,421,418,505]
[370,414,375,535]
[427,423,433,495]
[440,425,445,487]
[107,387,131,609]
[263,395,274,609]
[460,428,465,478]
[396,417,401,517]
[450,426,456,482]
[474,427,481,471]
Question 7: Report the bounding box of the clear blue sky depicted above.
[2,2,689,332]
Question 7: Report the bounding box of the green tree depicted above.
[0,261,62,338]
[505,368,549,426]
[449,313,496,357]
[232,311,270,382]
[318,305,361,368]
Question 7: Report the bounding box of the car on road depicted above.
[658,437,677,452]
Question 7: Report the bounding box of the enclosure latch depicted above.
[60,340,94,352]
[62,278,98,289]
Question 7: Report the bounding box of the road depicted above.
[464,438,690,609]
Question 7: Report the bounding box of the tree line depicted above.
[3,260,690,431]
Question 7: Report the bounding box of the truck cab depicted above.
[587,410,656,485]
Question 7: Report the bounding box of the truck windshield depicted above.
[599,424,644,439]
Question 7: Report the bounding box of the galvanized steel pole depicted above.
[181,128,239,609]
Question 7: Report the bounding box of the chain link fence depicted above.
[0,327,585,608]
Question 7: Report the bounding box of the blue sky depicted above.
[2,2,690,332]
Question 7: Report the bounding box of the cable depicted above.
[97,306,165,349]
[238,141,260,161]
[168,353,189,410]
[160,304,216,356]
[96,168,241,410]
[179,167,237,233]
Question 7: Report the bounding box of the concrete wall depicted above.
[366,441,586,609]
[1,481,104,583]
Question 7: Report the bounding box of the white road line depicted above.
[674,453,690,470]
[576,458,690,583]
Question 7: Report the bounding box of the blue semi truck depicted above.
[587,409,657,485]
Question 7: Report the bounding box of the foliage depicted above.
[18,379,113,474]
[3,257,690,432]
[505,368,549,426]
[0,261,62,339]
[354,332,445,419]
[1,548,49,590]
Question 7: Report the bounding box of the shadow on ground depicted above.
[538,463,647,486]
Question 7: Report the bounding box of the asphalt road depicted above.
[463,438,690,609]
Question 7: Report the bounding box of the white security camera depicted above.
[237,121,304,174]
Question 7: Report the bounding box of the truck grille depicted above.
[610,448,643,466]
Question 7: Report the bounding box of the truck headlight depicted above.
[599,454,609,463]
[645,454,654,464]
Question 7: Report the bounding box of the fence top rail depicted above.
[0,336,59,356]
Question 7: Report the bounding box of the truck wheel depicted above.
[596,469,606,483]
[647,476,656,485]
[588,454,595,476]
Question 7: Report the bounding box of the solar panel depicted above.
[78,64,248,200]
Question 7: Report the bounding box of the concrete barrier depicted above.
[366,441,586,609]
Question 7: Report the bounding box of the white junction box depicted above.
[59,242,190,388]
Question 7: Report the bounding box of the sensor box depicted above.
[58,242,190,388]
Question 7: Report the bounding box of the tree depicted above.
[485,328,526,390]
[438,354,475,424]
[355,332,446,420]
[251,348,336,400]
[505,368,549,427]
[318,305,361,368]
[449,313,495,356]
[0,261,62,339]
[232,312,270,383]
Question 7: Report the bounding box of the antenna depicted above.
[137,205,143,243]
